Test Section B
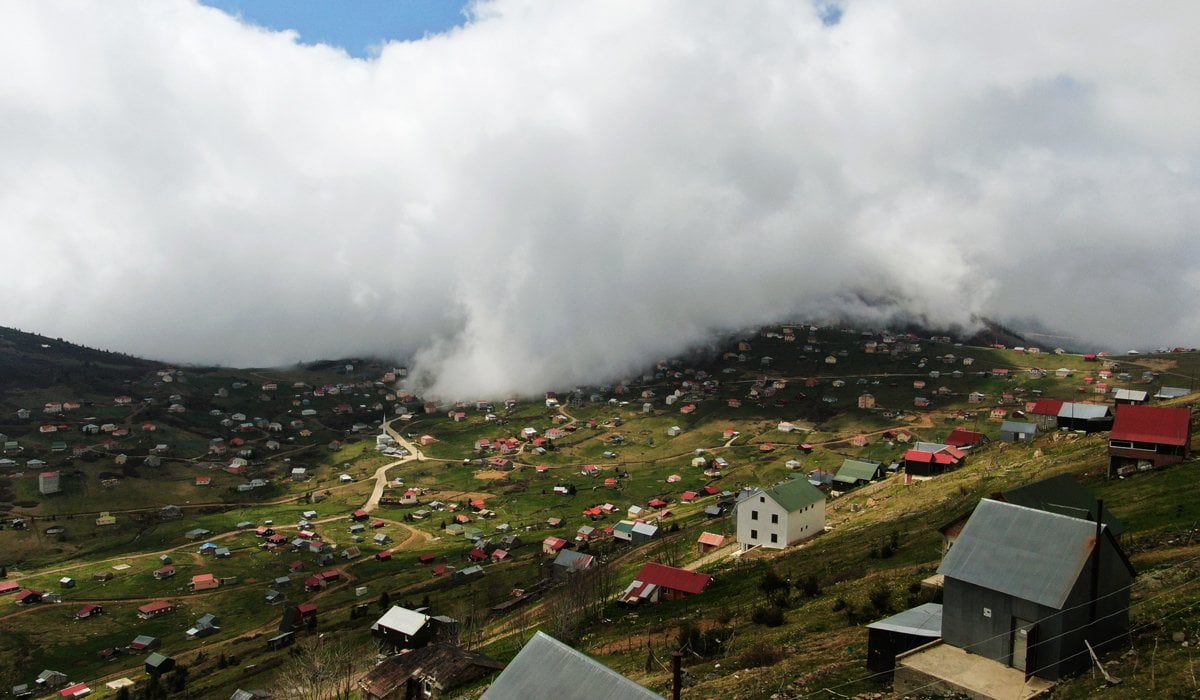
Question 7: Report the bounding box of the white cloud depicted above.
[1,0,1197,398]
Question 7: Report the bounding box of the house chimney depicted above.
[672,651,683,700]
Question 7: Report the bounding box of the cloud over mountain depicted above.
[1,1,1197,398]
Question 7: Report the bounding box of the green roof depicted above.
[834,459,881,484]
[763,477,825,512]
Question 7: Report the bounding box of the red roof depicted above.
[634,563,712,595]
[297,602,318,615]
[647,498,667,508]
[0,581,21,594]
[468,548,487,561]
[418,553,436,564]
[944,428,985,448]
[904,449,934,463]
[1111,405,1191,446]
[59,683,91,697]
[681,491,698,501]
[1031,398,1065,416]
[137,601,173,615]
[543,537,568,551]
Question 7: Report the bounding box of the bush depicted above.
[832,596,847,612]
[739,643,783,668]
[868,580,893,616]
[751,605,785,627]
[798,574,821,598]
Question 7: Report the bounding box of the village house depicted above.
[735,477,825,550]
[903,442,966,478]
[999,420,1038,443]
[136,601,174,619]
[371,606,458,652]
[357,644,505,700]
[185,613,221,639]
[621,562,713,605]
[1108,404,1192,477]
[897,499,1135,688]
[551,549,595,579]
[943,428,986,450]
[189,573,220,591]
[832,458,885,492]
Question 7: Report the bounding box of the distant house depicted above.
[144,652,175,676]
[696,531,725,553]
[1108,404,1192,477]
[371,606,457,652]
[735,477,825,550]
[1055,401,1113,433]
[190,574,219,591]
[186,613,221,639]
[932,499,1135,681]
[357,643,505,700]
[551,549,595,579]
[1112,388,1149,405]
[621,562,713,605]
[999,420,1038,443]
[903,443,966,478]
[943,428,986,450]
[481,632,661,700]
[136,601,174,619]
[832,459,884,492]
[76,603,104,619]
[128,635,160,652]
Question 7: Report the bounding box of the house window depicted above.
[751,529,758,539]
[751,510,758,521]
[771,514,779,524]
[760,496,765,502]
[770,533,778,543]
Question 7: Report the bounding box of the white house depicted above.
[735,477,825,551]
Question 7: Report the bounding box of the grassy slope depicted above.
[1,326,1199,698]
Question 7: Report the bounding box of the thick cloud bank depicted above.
[1,1,1198,398]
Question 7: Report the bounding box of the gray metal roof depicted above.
[999,420,1037,434]
[866,602,942,637]
[1000,475,1128,537]
[938,500,1104,609]
[481,631,663,700]
[1056,402,1111,419]
[1155,386,1191,399]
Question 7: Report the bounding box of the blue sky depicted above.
[200,0,472,57]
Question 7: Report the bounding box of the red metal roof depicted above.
[138,601,173,614]
[945,428,984,448]
[1111,405,1191,446]
[633,562,712,595]
[1031,398,1065,416]
[904,450,934,463]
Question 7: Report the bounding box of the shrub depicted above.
[798,574,821,598]
[751,605,785,627]
[739,643,783,668]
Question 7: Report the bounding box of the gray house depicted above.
[998,420,1038,443]
[186,613,221,639]
[937,499,1135,681]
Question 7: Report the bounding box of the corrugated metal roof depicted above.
[867,602,943,636]
[371,606,429,636]
[999,420,1037,434]
[481,632,663,700]
[632,563,712,595]
[835,459,880,483]
[1057,402,1111,420]
[937,500,1103,609]
[1110,404,1190,445]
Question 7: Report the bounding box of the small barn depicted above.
[866,602,943,673]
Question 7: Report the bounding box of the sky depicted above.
[1,1,1198,399]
